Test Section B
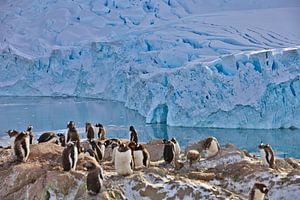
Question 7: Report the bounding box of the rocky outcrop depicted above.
[0,141,299,199]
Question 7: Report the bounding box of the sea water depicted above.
[0,97,299,159]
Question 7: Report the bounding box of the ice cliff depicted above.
[0,0,300,128]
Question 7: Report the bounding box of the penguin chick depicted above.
[249,182,268,200]
[7,129,19,156]
[203,137,220,158]
[187,150,200,166]
[128,142,150,169]
[83,159,104,196]
[14,131,30,162]
[62,142,78,171]
[115,143,133,176]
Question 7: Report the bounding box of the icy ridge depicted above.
[0,45,299,128]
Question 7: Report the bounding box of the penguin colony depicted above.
[4,123,274,199]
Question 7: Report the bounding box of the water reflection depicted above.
[0,97,299,158]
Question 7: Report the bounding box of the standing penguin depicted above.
[170,137,181,159]
[66,121,81,153]
[129,126,138,144]
[83,159,104,195]
[128,142,150,169]
[114,143,133,176]
[7,129,19,156]
[203,137,220,158]
[104,139,119,164]
[249,182,268,200]
[85,122,95,141]
[95,123,106,140]
[163,139,175,164]
[14,131,30,162]
[62,142,78,171]
[258,143,275,168]
[26,125,34,144]
[89,140,105,162]
[56,133,66,147]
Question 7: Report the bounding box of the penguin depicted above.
[163,139,175,164]
[128,142,150,169]
[258,143,275,168]
[114,143,133,176]
[56,133,66,147]
[66,121,81,153]
[187,150,200,166]
[83,159,104,195]
[26,125,34,144]
[62,142,78,171]
[105,140,119,164]
[129,125,138,144]
[170,137,181,159]
[7,129,19,156]
[89,140,105,162]
[14,131,30,162]
[85,122,95,141]
[95,123,106,140]
[249,183,268,200]
[84,149,100,163]
[203,137,220,158]
[37,132,57,143]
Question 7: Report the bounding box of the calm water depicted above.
[0,97,299,159]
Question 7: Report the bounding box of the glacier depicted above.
[0,0,300,129]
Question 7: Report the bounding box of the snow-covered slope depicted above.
[0,0,300,128]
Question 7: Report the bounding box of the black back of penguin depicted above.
[163,139,175,164]
[129,126,138,144]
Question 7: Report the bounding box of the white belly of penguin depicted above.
[115,150,133,175]
[253,189,265,200]
[207,140,219,157]
[133,150,144,168]
[259,149,269,166]
[100,145,105,160]
[23,137,30,161]
[10,137,16,156]
[174,143,180,159]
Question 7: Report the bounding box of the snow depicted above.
[0,0,300,128]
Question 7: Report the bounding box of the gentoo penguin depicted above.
[83,159,104,195]
[37,132,57,143]
[249,183,268,200]
[163,139,175,164]
[66,121,81,153]
[128,142,150,169]
[187,150,200,166]
[14,131,30,162]
[56,133,66,147]
[203,137,220,158]
[89,140,105,162]
[85,122,95,140]
[114,143,133,176]
[104,139,119,164]
[84,149,100,163]
[129,125,138,144]
[26,125,34,144]
[7,129,19,156]
[62,142,78,171]
[95,123,106,140]
[258,143,275,168]
[170,137,181,159]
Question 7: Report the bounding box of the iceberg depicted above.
[0,0,300,128]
